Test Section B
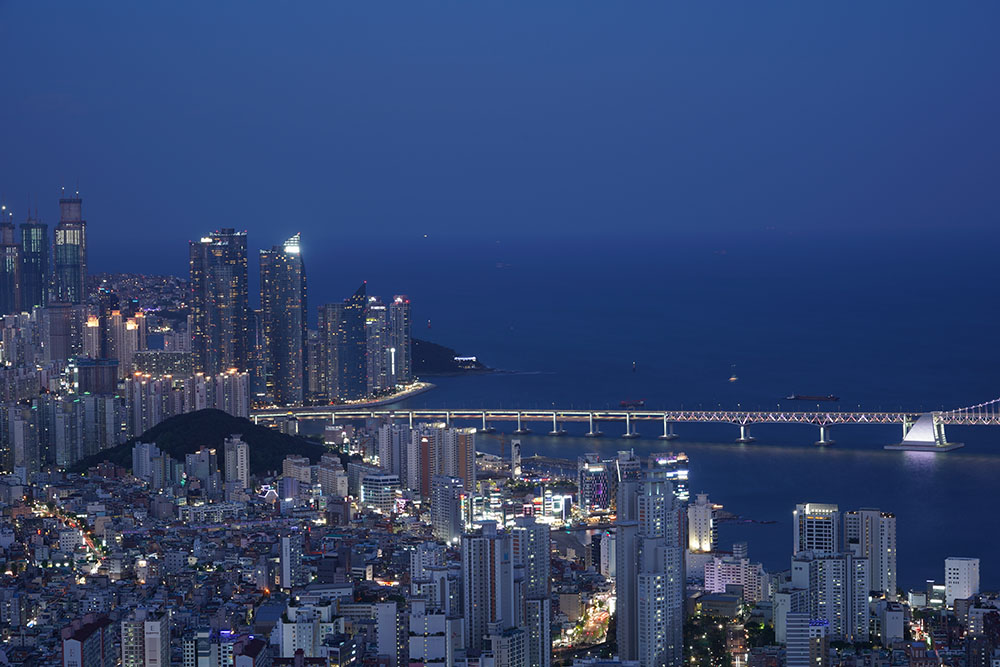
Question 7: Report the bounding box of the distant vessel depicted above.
[729,364,738,383]
[786,394,840,402]
[620,399,646,409]
[427,319,432,329]
[632,361,637,372]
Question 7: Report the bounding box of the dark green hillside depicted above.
[71,409,326,476]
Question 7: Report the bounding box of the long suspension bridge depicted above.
[250,396,1000,451]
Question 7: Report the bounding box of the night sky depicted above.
[2,3,999,277]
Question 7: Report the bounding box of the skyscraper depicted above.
[512,516,552,667]
[53,192,87,304]
[280,533,308,589]
[337,283,368,400]
[635,468,684,667]
[791,551,869,642]
[365,296,389,395]
[389,295,412,385]
[316,303,342,402]
[259,234,307,406]
[20,214,47,311]
[793,503,840,556]
[844,508,897,600]
[190,229,250,376]
[0,220,21,316]
[687,493,716,553]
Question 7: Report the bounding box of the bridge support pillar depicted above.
[885,412,964,451]
[445,411,451,428]
[623,412,640,439]
[514,411,530,435]
[408,412,413,429]
[815,425,834,446]
[658,416,678,440]
[548,413,566,436]
[736,424,756,443]
[480,412,495,433]
[585,412,602,437]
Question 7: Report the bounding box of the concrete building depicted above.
[844,508,897,600]
[121,609,170,667]
[945,557,980,606]
[687,493,715,553]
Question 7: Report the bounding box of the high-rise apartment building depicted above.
[388,295,412,385]
[462,521,520,655]
[20,215,47,311]
[316,303,342,402]
[223,435,250,490]
[791,551,869,642]
[280,533,308,589]
[0,221,21,316]
[431,475,465,544]
[189,229,250,376]
[635,468,684,667]
[944,557,980,606]
[121,609,170,667]
[512,516,552,667]
[687,493,716,553]
[844,508,897,600]
[365,296,390,395]
[53,193,87,304]
[793,503,840,556]
[259,234,307,406]
[338,283,368,400]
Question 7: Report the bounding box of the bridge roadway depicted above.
[250,406,1000,446]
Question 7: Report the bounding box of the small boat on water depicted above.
[786,394,840,402]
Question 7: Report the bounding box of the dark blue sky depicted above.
[2,2,999,277]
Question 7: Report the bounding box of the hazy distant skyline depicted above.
[2,2,1000,277]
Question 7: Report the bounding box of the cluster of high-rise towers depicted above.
[0,191,88,314]
[189,228,412,408]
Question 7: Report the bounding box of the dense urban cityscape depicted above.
[0,191,991,667]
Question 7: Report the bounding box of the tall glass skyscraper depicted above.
[259,234,307,406]
[337,283,368,401]
[189,228,250,376]
[0,221,21,316]
[389,295,412,385]
[20,215,48,312]
[53,193,87,304]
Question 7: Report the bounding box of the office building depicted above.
[61,613,114,667]
[462,521,520,655]
[121,609,170,667]
[844,508,897,600]
[577,454,612,514]
[223,435,250,489]
[388,295,412,385]
[259,234,307,406]
[945,557,980,606]
[0,221,20,316]
[53,192,88,304]
[687,493,715,553]
[360,473,401,514]
[793,503,840,556]
[190,229,250,376]
[20,214,47,311]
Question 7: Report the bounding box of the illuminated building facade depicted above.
[53,193,88,304]
[336,283,367,401]
[259,234,307,406]
[0,221,20,316]
[19,215,48,311]
[389,295,412,385]
[189,228,250,376]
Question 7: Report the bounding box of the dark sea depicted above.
[278,230,1000,590]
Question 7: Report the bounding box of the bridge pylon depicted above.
[815,424,834,447]
[884,412,964,451]
[736,424,755,444]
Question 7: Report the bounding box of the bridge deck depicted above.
[250,407,1000,426]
